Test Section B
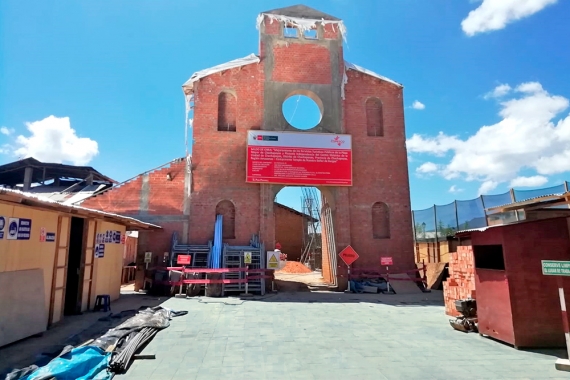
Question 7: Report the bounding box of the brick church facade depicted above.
[81,5,414,287]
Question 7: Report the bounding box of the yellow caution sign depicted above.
[244,251,252,264]
[267,251,280,269]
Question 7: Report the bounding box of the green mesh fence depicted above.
[412,182,569,241]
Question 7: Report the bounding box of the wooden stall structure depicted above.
[0,188,159,347]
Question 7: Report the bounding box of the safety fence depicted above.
[154,266,275,297]
[412,182,569,242]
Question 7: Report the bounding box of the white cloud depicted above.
[449,185,464,193]
[412,101,426,110]
[510,175,548,188]
[516,81,545,94]
[9,116,99,165]
[406,132,461,157]
[478,180,498,195]
[406,81,570,193]
[462,0,558,37]
[484,84,511,99]
[1,127,15,136]
[416,162,439,174]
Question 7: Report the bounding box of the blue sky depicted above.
[2,0,570,213]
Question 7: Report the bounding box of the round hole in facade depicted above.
[282,91,323,130]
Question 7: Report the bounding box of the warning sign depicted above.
[267,251,280,269]
[381,257,393,266]
[339,245,359,266]
[244,251,252,264]
[177,255,191,265]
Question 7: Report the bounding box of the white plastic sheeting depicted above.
[342,61,403,99]
[256,13,347,42]
[182,54,260,93]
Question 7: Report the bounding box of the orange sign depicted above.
[339,245,359,266]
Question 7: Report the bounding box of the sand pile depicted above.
[277,261,312,274]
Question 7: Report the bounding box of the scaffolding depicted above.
[300,187,322,270]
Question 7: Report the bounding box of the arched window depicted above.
[366,97,384,137]
[372,202,390,239]
[215,200,236,239]
[218,92,236,132]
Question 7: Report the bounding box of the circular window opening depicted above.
[282,94,322,130]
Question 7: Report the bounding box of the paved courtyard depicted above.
[118,290,568,380]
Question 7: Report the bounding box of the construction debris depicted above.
[4,306,187,379]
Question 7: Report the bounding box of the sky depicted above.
[2,0,570,213]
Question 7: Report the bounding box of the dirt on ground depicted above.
[276,261,312,274]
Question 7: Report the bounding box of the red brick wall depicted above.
[274,204,305,262]
[81,159,187,217]
[263,15,281,35]
[81,177,143,215]
[190,63,264,245]
[443,245,476,316]
[81,159,188,281]
[271,44,332,84]
[323,23,339,39]
[343,70,414,273]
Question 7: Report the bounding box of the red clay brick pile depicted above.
[443,245,476,316]
[276,261,312,274]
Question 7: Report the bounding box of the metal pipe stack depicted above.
[109,327,158,372]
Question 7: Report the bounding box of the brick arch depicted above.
[366,97,384,137]
[372,202,390,239]
[215,200,236,239]
[218,91,237,132]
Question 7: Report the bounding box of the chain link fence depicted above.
[412,182,569,242]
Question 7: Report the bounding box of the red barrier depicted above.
[166,267,273,274]
[159,267,275,287]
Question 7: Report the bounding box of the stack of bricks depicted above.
[443,245,476,316]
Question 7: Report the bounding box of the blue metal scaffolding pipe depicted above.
[210,214,223,269]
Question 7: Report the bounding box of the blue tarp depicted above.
[22,346,111,380]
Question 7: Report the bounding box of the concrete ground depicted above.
[2,279,568,380]
[118,288,568,380]
[0,284,165,377]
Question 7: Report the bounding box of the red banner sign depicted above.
[339,245,359,266]
[177,255,192,265]
[381,257,393,266]
[246,131,352,186]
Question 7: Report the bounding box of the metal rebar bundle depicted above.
[108,327,158,373]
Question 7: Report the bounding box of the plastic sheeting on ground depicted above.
[350,279,389,293]
[6,346,111,380]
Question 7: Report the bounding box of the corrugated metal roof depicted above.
[487,193,565,210]
[455,226,496,234]
[0,187,160,230]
